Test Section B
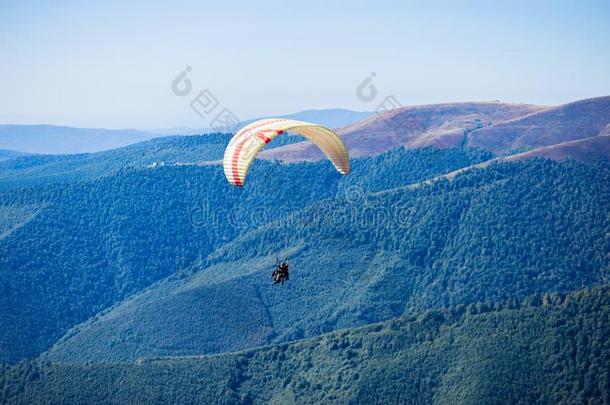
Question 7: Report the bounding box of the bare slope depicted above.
[261,96,610,161]
[260,102,545,161]
[468,96,610,153]
[503,134,610,161]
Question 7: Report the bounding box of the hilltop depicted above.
[469,96,610,153]
[261,96,610,161]
[261,101,545,160]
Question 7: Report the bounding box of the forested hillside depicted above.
[41,158,610,363]
[3,287,608,404]
[1,108,609,404]
[3,0,609,402]
[0,132,311,190]
[0,150,27,162]
[0,134,229,190]
[0,146,491,363]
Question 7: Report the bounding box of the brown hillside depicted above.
[260,102,544,161]
[467,96,610,153]
[503,135,610,162]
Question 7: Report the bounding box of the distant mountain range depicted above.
[0,125,156,155]
[0,109,372,155]
[2,98,609,160]
[148,109,373,135]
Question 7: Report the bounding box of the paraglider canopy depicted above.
[223,118,350,187]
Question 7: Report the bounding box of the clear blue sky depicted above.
[1,0,609,129]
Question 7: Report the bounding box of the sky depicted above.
[1,0,609,129]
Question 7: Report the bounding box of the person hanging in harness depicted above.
[272,258,289,285]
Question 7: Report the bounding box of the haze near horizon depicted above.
[1,0,609,129]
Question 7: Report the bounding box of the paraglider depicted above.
[223,118,350,187]
[272,257,289,285]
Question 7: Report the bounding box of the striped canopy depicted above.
[223,118,350,187]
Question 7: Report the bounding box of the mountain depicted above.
[6,97,608,159]
[1,97,609,404]
[41,157,610,364]
[150,109,373,135]
[503,134,610,162]
[0,134,231,190]
[260,102,545,161]
[3,286,608,404]
[468,96,610,153]
[0,132,314,191]
[1,137,609,365]
[261,96,610,162]
[0,110,371,155]
[0,149,27,162]
[409,134,610,188]
[0,147,492,363]
[0,125,160,155]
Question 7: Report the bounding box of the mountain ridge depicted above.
[260,101,546,161]
[0,125,156,155]
[468,95,610,152]
[0,109,371,155]
[260,96,610,162]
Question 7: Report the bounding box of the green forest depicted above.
[2,287,608,404]
[35,156,610,366]
[0,143,494,363]
[3,1,610,402]
[0,134,609,403]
